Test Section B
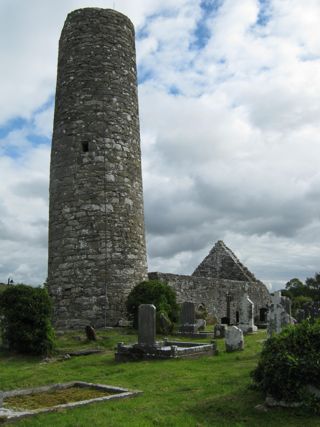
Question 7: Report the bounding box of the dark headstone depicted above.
[180,302,196,324]
[85,325,96,341]
[214,323,227,338]
[138,304,156,347]
[221,316,230,325]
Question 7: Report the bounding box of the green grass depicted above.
[0,329,318,426]
[4,386,112,410]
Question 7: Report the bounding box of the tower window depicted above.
[82,142,89,152]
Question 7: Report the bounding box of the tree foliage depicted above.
[282,273,320,316]
[0,284,55,355]
[126,280,179,333]
[251,320,320,411]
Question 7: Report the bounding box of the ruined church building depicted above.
[47,8,270,329]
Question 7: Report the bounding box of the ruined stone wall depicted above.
[148,272,270,324]
[48,8,147,329]
[192,240,257,281]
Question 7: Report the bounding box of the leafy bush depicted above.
[126,280,179,333]
[251,320,320,410]
[0,284,55,355]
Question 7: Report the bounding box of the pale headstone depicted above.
[225,326,244,352]
[281,296,292,316]
[196,318,206,331]
[118,319,133,327]
[238,291,258,334]
[138,304,156,347]
[267,291,294,337]
[159,312,172,334]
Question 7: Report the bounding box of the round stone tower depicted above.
[48,8,148,329]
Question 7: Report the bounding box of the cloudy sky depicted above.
[1,0,320,290]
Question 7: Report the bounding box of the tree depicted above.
[292,295,313,313]
[285,278,305,298]
[306,273,320,300]
[0,284,55,355]
[251,319,320,411]
[126,280,179,333]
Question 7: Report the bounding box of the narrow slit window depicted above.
[82,142,89,152]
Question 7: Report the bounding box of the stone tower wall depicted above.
[48,8,147,329]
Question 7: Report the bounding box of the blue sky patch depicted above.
[191,0,223,50]
[27,134,51,146]
[138,66,154,84]
[169,85,181,96]
[257,0,271,27]
[0,117,28,139]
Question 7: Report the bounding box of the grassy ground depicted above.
[0,329,318,426]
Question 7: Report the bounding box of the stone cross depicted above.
[180,302,196,325]
[267,291,294,336]
[226,292,232,325]
[138,304,156,347]
[281,295,292,316]
[238,292,257,333]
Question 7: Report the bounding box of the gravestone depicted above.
[238,290,258,334]
[0,390,3,408]
[115,304,216,361]
[179,302,199,333]
[196,319,206,331]
[226,292,232,325]
[225,326,244,352]
[267,291,294,336]
[214,324,227,338]
[138,304,156,347]
[181,302,196,324]
[281,295,292,316]
[159,312,172,334]
[85,325,96,341]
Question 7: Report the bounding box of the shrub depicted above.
[251,320,320,410]
[126,280,179,333]
[0,284,55,355]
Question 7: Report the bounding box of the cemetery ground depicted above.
[0,329,318,427]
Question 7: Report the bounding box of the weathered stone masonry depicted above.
[48,8,147,329]
[149,241,270,324]
[149,272,270,325]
